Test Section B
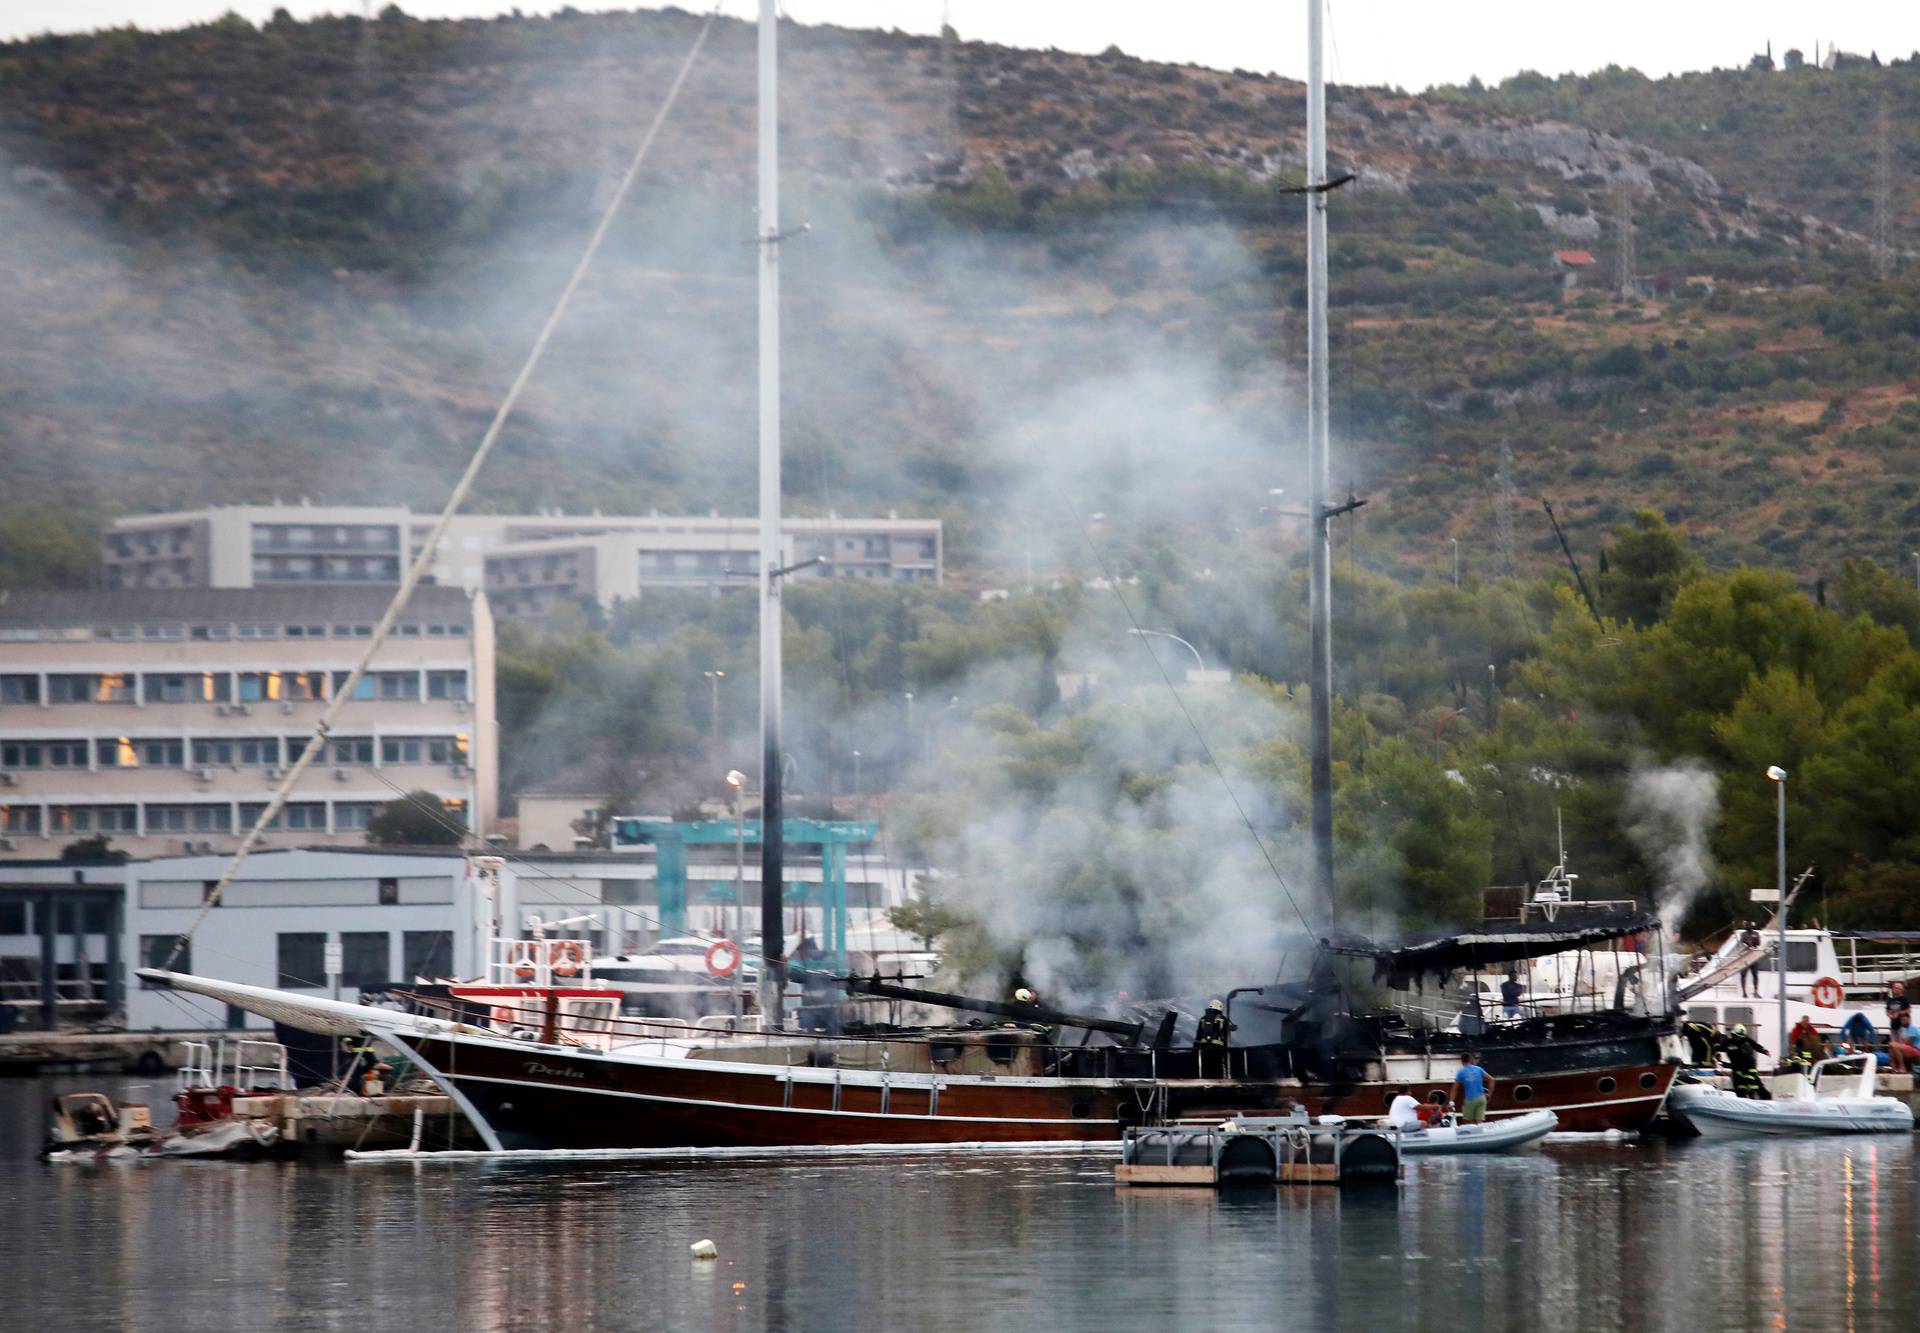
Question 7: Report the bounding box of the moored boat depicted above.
[1665,1055,1915,1139]
[1395,1108,1558,1155]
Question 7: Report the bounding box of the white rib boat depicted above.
[1396,1108,1558,1155]
[1666,1055,1915,1139]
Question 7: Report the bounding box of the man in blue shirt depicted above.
[1453,1053,1494,1123]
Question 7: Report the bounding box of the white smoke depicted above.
[1624,759,1720,935]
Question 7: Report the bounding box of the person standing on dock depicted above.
[1452,1053,1493,1123]
[1681,1011,1718,1066]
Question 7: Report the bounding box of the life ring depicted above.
[551,940,585,979]
[706,939,742,978]
[1811,977,1843,1008]
[491,1004,517,1026]
[508,942,537,982]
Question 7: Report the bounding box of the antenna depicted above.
[1873,94,1894,280]
[1613,183,1637,299]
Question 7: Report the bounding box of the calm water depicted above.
[4,1075,1915,1331]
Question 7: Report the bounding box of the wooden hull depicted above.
[396,1032,1679,1150]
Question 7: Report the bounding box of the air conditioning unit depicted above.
[0,837,14,851]
[279,701,295,715]
[213,704,230,717]
[0,772,14,786]
[266,767,286,780]
[231,704,252,716]
[193,768,215,782]
[334,768,350,781]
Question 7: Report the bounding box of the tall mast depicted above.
[1305,0,1335,926]
[756,0,786,1021]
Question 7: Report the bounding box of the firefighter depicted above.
[1195,999,1235,1078]
[1724,1024,1772,1100]
[1680,1011,1718,1066]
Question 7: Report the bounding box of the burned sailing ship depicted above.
[139,0,1682,1151]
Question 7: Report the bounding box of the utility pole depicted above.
[1305,0,1336,927]
[1873,95,1894,280]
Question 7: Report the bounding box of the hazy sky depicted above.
[5,1,1916,91]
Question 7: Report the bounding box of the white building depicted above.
[0,586,497,860]
[102,504,944,619]
[125,848,485,1031]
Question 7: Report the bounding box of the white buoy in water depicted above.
[690,1240,719,1260]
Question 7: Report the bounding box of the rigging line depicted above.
[162,4,725,970]
[1058,495,1322,953]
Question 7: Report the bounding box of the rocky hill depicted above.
[2,8,1917,586]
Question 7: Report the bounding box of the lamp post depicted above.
[703,670,725,753]
[726,769,746,1002]
[1767,765,1788,1053]
[1451,538,1460,588]
[1125,627,1207,679]
[851,750,862,816]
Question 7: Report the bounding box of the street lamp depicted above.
[726,769,746,1000]
[1767,765,1787,1054]
[702,670,726,753]
[1125,627,1207,678]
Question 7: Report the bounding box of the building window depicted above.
[331,738,374,765]
[426,671,468,702]
[0,901,28,934]
[378,877,399,905]
[277,933,326,989]
[0,805,43,835]
[235,739,277,766]
[330,672,377,701]
[340,932,389,990]
[334,801,378,831]
[144,805,191,832]
[97,738,137,768]
[439,798,468,830]
[403,931,453,980]
[51,805,136,834]
[428,736,469,765]
[376,672,418,701]
[284,803,326,831]
[146,672,229,704]
[284,671,327,702]
[140,935,189,985]
[192,740,234,767]
[49,673,134,703]
[237,672,282,703]
[381,738,421,765]
[0,675,38,704]
[190,806,230,833]
[138,739,185,767]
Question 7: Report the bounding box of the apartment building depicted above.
[0,586,496,860]
[103,504,943,619]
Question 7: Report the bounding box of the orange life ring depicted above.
[1811,977,1843,1008]
[706,939,742,978]
[491,1004,517,1026]
[509,941,537,982]
[551,940,585,978]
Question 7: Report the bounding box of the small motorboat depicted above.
[42,1091,158,1159]
[1666,1054,1915,1139]
[1396,1108,1559,1155]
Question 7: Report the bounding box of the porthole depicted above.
[1070,1101,1092,1120]
[1639,1072,1659,1090]
[1512,1084,1534,1102]
[1597,1076,1617,1094]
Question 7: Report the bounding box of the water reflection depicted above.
[5,1079,1915,1331]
